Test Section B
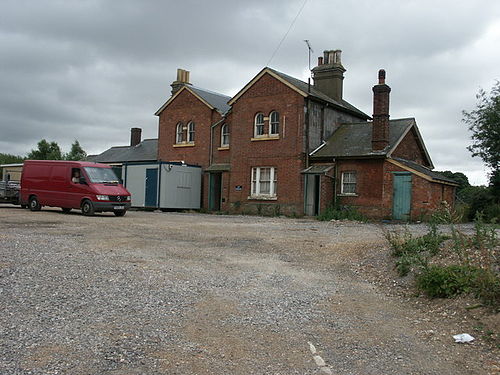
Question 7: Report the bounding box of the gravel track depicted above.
[0,207,497,374]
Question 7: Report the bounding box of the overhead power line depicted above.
[266,0,310,67]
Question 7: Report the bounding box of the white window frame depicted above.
[176,122,185,144]
[251,167,277,198]
[221,123,229,147]
[187,121,195,143]
[269,111,280,135]
[254,113,265,137]
[341,171,357,195]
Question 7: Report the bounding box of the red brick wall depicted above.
[157,88,222,168]
[212,112,232,165]
[228,73,307,216]
[335,159,389,218]
[391,127,429,166]
[333,159,455,220]
[384,161,456,220]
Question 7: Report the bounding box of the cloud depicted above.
[1,0,498,184]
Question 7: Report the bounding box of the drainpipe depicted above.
[209,118,224,166]
[156,162,162,209]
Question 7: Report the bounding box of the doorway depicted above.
[392,172,412,220]
[304,174,320,216]
[209,173,222,211]
[145,168,158,207]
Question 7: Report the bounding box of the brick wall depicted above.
[335,159,388,218]
[157,88,222,168]
[228,72,307,216]
[391,127,429,166]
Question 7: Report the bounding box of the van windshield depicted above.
[83,167,119,184]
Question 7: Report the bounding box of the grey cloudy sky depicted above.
[1,0,499,184]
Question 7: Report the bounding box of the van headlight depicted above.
[126,196,131,201]
[96,195,109,201]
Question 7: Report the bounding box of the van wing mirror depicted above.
[79,177,88,185]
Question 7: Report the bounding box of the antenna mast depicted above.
[304,40,314,72]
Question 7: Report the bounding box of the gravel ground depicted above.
[0,207,498,375]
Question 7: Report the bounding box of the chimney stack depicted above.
[311,49,346,101]
[371,69,391,151]
[170,68,191,96]
[130,127,142,147]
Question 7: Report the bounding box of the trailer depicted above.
[0,180,21,205]
[122,161,201,210]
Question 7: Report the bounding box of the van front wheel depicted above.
[81,200,95,216]
[29,196,41,211]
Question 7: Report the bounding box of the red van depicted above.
[20,160,131,216]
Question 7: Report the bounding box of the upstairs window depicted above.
[341,171,357,195]
[221,123,229,147]
[269,111,280,135]
[251,167,277,197]
[188,121,195,143]
[176,122,185,144]
[254,113,264,137]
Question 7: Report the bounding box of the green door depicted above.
[393,172,412,220]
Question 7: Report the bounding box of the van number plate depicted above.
[114,206,124,210]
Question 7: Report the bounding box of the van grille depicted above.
[108,195,128,202]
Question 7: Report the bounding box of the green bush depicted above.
[417,265,500,305]
[416,265,476,298]
[317,205,366,222]
[386,223,447,276]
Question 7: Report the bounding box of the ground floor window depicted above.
[341,171,357,194]
[251,167,277,197]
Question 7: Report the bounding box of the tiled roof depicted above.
[268,68,370,119]
[392,158,459,184]
[311,118,416,158]
[189,85,231,115]
[88,139,158,163]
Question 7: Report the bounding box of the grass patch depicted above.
[386,218,499,308]
[317,205,366,222]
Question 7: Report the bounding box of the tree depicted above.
[0,152,24,165]
[65,140,87,161]
[462,81,500,173]
[27,139,63,160]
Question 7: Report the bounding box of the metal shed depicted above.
[122,162,201,209]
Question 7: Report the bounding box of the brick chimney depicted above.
[311,50,346,101]
[130,127,142,147]
[170,68,191,96]
[372,69,391,151]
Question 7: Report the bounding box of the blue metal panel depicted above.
[393,172,412,220]
[145,168,158,207]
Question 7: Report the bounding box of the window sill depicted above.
[251,135,280,142]
[248,195,278,201]
[337,193,358,197]
[173,143,195,148]
[218,146,230,151]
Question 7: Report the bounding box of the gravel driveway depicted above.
[0,207,497,374]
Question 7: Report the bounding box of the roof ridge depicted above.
[189,85,231,99]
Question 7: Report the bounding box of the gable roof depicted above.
[88,138,158,164]
[389,158,458,185]
[311,117,433,168]
[155,85,231,116]
[228,67,370,120]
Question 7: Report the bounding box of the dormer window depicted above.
[221,123,229,147]
[254,113,264,137]
[270,111,280,135]
[176,122,185,144]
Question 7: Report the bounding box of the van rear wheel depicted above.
[29,196,41,211]
[81,200,95,216]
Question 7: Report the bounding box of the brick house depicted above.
[155,50,457,219]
